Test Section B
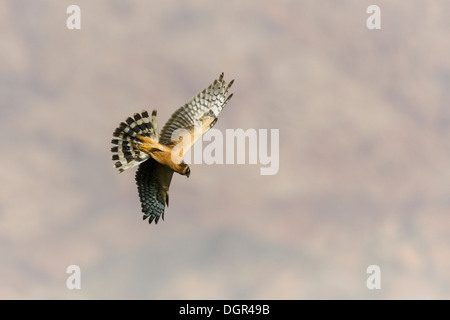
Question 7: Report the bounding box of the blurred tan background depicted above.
[1,0,449,299]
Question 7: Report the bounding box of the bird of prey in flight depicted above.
[111,73,234,224]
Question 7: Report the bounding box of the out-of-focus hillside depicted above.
[1,0,449,299]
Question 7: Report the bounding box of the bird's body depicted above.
[111,73,234,224]
[133,134,186,174]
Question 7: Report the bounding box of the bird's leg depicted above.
[135,134,157,144]
[133,134,173,158]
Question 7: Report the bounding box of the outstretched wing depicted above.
[135,158,174,224]
[159,73,234,157]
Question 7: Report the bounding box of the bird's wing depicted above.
[159,73,234,158]
[135,158,174,224]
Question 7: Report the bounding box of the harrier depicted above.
[111,73,234,224]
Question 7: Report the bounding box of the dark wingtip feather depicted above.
[226,79,235,91]
[225,93,234,104]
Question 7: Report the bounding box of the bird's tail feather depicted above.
[111,110,158,173]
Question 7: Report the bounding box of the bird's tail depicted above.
[111,110,159,173]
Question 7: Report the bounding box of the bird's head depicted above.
[181,163,191,178]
